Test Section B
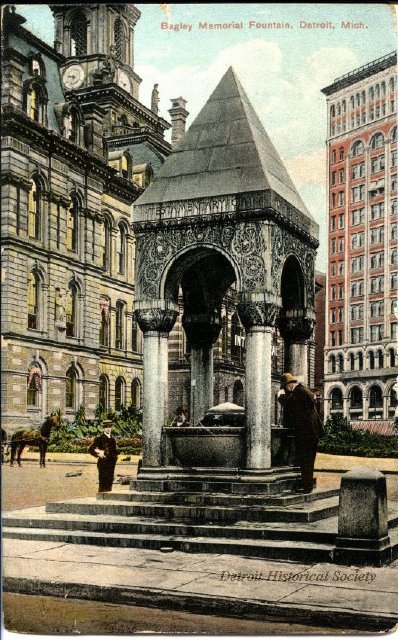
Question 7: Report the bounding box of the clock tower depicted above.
[51,4,142,98]
[50,3,171,159]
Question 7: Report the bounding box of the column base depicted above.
[333,535,392,567]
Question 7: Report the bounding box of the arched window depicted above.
[69,108,81,144]
[224,386,229,403]
[27,364,42,407]
[390,77,396,92]
[66,284,77,337]
[99,300,109,347]
[28,178,41,239]
[330,355,336,373]
[27,271,39,329]
[330,105,335,118]
[131,378,141,408]
[361,91,366,104]
[381,81,386,97]
[233,380,244,406]
[369,351,375,369]
[352,140,364,157]
[350,386,363,409]
[369,385,383,410]
[358,352,363,369]
[330,388,343,410]
[377,349,384,369]
[338,354,344,372]
[115,301,125,349]
[67,195,79,252]
[117,224,126,275]
[65,367,77,409]
[349,353,355,370]
[390,387,397,412]
[99,375,109,410]
[121,153,131,179]
[100,217,111,270]
[30,87,39,121]
[369,86,374,101]
[370,133,384,149]
[390,348,396,367]
[115,376,125,411]
[31,56,44,77]
[391,126,397,142]
[70,11,87,56]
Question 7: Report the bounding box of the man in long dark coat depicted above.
[278,373,324,493]
[88,420,118,493]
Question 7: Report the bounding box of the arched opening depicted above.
[368,385,383,418]
[330,387,343,411]
[115,376,125,411]
[65,367,77,410]
[27,271,39,329]
[131,378,142,408]
[280,255,305,312]
[99,374,109,410]
[349,386,363,418]
[70,10,88,56]
[233,380,244,406]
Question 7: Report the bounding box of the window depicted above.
[391,126,397,143]
[351,304,364,320]
[370,226,384,245]
[338,169,344,184]
[370,133,384,150]
[392,273,398,290]
[392,199,398,216]
[391,249,398,265]
[114,17,124,60]
[390,349,396,367]
[70,11,87,56]
[352,140,364,157]
[99,301,109,347]
[351,256,364,273]
[27,365,41,407]
[101,218,111,270]
[392,223,398,240]
[371,155,385,173]
[121,153,131,179]
[377,349,384,369]
[370,252,384,269]
[27,272,39,329]
[99,375,109,410]
[28,178,41,239]
[131,378,141,408]
[392,151,398,168]
[66,285,77,337]
[65,368,77,409]
[352,184,365,203]
[115,377,125,411]
[330,216,336,231]
[371,202,384,220]
[370,301,384,317]
[349,353,355,370]
[338,353,344,371]
[369,351,375,369]
[370,324,384,341]
[117,224,126,275]
[339,147,344,161]
[332,150,336,164]
[67,196,79,252]
[392,176,397,192]
[351,327,364,343]
[330,309,336,324]
[351,208,365,225]
[338,191,344,207]
[131,320,139,351]
[370,276,384,293]
[391,322,397,340]
[338,238,344,253]
[351,281,364,298]
[115,301,125,349]
[331,172,336,186]
[338,262,344,276]
[331,285,336,300]
[351,232,365,249]
[350,386,363,409]
[330,388,343,409]
[332,193,336,209]
[358,352,363,369]
[352,162,365,179]
[369,385,383,410]
[69,108,81,144]
[338,214,344,229]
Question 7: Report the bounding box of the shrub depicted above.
[318,415,398,458]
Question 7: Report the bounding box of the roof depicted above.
[134,66,312,219]
[321,51,396,96]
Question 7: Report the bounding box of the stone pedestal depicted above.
[333,466,392,566]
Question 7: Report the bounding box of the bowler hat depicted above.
[281,373,297,387]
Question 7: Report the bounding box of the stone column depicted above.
[183,312,221,425]
[279,310,315,384]
[135,306,178,467]
[238,300,279,469]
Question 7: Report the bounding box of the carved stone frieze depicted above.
[237,301,280,330]
[134,308,178,333]
[135,220,267,300]
[279,315,315,341]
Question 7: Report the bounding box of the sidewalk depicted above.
[3,538,398,632]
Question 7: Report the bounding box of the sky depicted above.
[15,3,398,271]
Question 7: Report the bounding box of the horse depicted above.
[10,414,60,468]
[1,428,9,464]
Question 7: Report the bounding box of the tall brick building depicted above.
[322,52,397,421]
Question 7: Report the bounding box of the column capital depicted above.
[237,301,280,331]
[135,307,177,333]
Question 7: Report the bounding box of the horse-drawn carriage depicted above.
[6,414,60,468]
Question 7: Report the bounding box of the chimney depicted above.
[168,97,189,146]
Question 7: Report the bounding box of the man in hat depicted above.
[278,373,324,493]
[88,419,119,493]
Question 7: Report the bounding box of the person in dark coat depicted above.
[278,373,324,494]
[88,420,119,493]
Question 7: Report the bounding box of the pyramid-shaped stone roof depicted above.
[135,67,312,220]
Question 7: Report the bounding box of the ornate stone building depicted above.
[1,4,173,433]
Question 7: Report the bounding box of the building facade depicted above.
[322,52,398,421]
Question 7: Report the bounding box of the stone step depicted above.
[1,507,338,543]
[2,525,335,562]
[44,495,340,524]
[130,475,299,495]
[106,488,340,507]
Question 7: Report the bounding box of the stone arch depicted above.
[280,254,305,311]
[233,379,244,406]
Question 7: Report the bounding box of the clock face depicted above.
[117,70,131,93]
[62,64,85,90]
